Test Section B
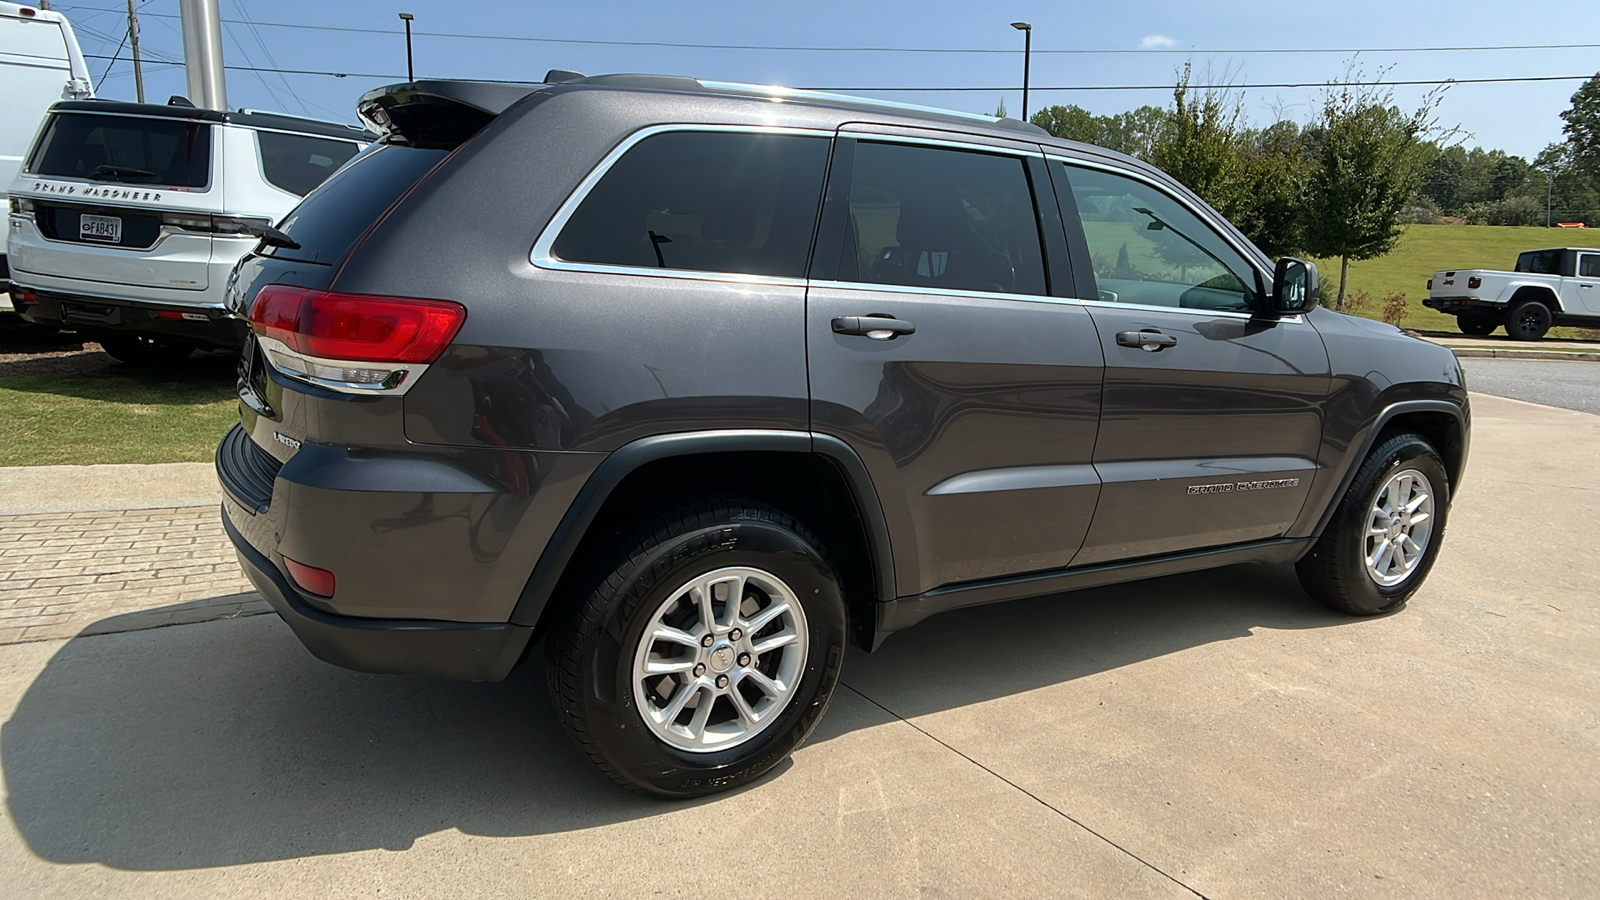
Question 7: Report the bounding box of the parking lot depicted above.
[0,390,1593,899]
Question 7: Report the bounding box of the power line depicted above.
[50,9,1600,56]
[71,56,1600,92]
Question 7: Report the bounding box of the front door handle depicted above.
[1115,329,1178,351]
[832,315,916,340]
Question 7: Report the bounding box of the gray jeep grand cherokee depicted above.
[217,75,1469,797]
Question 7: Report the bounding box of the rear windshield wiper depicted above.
[90,165,157,182]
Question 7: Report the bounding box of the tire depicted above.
[1456,314,1499,336]
[545,498,848,798]
[99,334,194,365]
[1503,299,1553,341]
[1296,432,1450,616]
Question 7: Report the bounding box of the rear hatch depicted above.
[15,105,220,290]
[229,80,543,466]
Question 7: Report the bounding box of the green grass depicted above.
[1304,224,1592,335]
[0,368,238,466]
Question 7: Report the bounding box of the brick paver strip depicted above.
[0,506,268,645]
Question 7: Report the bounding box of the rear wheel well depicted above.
[1379,412,1465,490]
[538,452,881,651]
[1509,285,1560,312]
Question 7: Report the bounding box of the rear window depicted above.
[28,113,212,188]
[1515,249,1564,275]
[550,131,831,279]
[255,131,362,196]
[266,143,446,264]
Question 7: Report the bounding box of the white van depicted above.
[1,1,94,301]
[6,100,371,362]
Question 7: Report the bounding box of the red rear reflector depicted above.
[249,286,466,364]
[282,556,336,597]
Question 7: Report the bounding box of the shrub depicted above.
[1381,290,1409,326]
[1343,289,1373,314]
[1462,195,1545,227]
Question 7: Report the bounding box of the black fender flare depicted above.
[1299,398,1469,541]
[507,430,897,628]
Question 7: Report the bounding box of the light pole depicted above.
[398,12,414,82]
[1011,22,1032,121]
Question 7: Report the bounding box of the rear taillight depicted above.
[161,212,275,235]
[1426,278,1433,290]
[8,197,34,216]
[1467,276,1482,289]
[248,285,465,393]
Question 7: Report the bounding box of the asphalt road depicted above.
[1460,357,1600,414]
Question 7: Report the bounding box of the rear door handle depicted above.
[832,315,916,340]
[1115,329,1178,351]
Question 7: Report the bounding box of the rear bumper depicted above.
[1423,296,1498,314]
[11,285,247,348]
[222,507,533,682]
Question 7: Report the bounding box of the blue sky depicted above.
[53,0,1599,160]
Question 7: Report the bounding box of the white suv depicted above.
[5,99,368,362]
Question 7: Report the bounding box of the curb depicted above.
[1446,348,1600,362]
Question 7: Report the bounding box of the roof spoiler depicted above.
[356,81,543,147]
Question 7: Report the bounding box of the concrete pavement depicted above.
[0,392,1596,898]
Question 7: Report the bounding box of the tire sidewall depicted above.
[1338,437,1451,612]
[576,518,847,797]
[1506,301,1552,340]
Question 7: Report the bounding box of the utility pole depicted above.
[399,13,415,82]
[1546,170,1554,227]
[126,0,145,103]
[1010,22,1032,121]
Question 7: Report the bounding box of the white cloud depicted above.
[1140,34,1179,49]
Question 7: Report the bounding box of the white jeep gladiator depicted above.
[1425,247,1600,340]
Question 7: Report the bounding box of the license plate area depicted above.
[80,214,123,244]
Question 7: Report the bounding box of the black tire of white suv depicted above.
[1504,298,1553,341]
[1296,432,1451,616]
[545,498,847,798]
[1456,313,1499,336]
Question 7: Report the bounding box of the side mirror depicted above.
[1270,257,1318,315]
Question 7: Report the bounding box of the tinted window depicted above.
[1515,249,1564,275]
[256,131,361,196]
[552,131,829,278]
[1577,254,1600,278]
[29,113,211,188]
[842,142,1047,296]
[267,143,446,264]
[1060,162,1257,312]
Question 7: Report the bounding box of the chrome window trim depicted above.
[1078,296,1303,324]
[809,279,1080,308]
[1046,153,1277,296]
[529,123,835,282]
[839,128,1044,159]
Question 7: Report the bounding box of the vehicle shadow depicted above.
[1,561,1351,870]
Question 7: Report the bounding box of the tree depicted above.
[1301,76,1445,309]
[1150,64,1245,217]
[1029,103,1167,160]
[1539,72,1600,225]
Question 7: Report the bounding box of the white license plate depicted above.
[80,214,122,243]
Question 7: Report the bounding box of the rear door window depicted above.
[840,141,1047,296]
[1515,250,1564,275]
[1578,254,1600,279]
[28,113,212,188]
[266,143,446,264]
[255,131,362,196]
[550,131,831,279]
